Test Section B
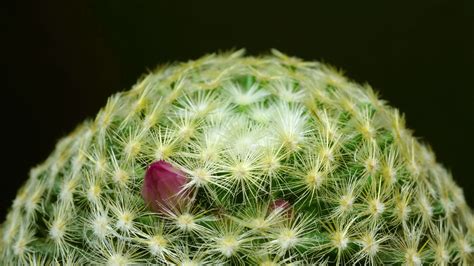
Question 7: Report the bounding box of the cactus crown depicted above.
[1,49,472,265]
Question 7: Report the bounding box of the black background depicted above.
[2,1,473,221]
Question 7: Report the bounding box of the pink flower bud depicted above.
[141,160,190,213]
[269,199,292,218]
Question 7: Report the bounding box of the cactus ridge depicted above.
[1,49,473,265]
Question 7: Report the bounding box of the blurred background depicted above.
[2,1,473,221]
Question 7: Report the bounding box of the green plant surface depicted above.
[1,49,472,265]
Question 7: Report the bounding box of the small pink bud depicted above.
[141,160,190,213]
[269,199,292,218]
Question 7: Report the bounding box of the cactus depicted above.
[1,49,472,265]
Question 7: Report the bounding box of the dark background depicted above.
[2,1,473,221]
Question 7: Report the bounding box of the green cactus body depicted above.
[1,49,472,265]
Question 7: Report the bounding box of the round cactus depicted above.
[1,49,472,265]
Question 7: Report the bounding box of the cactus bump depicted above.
[1,49,472,265]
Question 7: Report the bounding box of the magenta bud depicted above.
[269,199,292,218]
[141,160,190,213]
